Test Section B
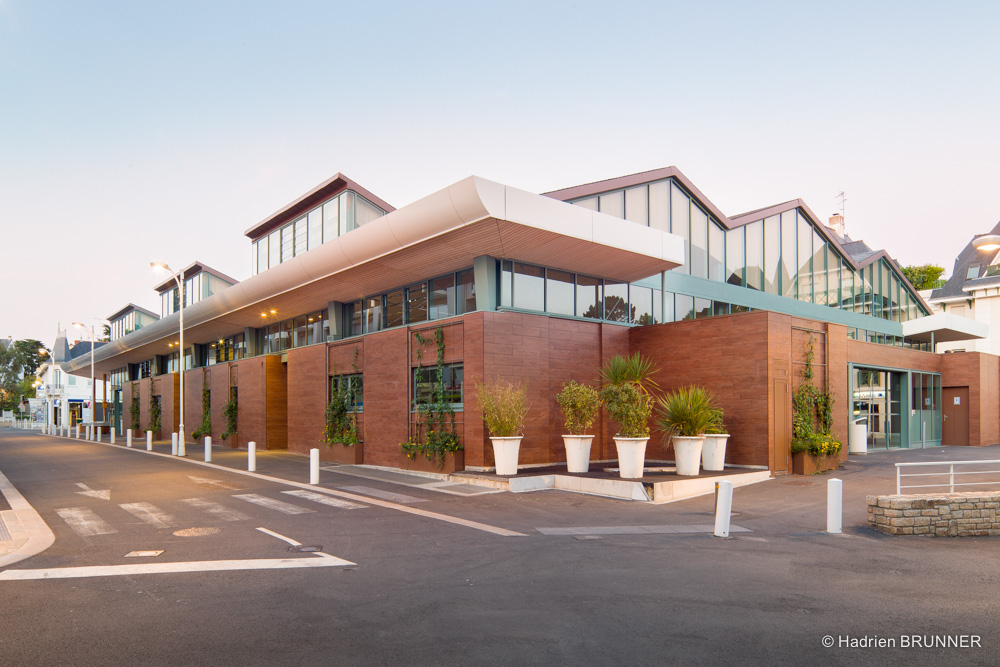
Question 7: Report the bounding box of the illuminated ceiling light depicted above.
[260,313,267,318]
[973,235,1000,251]
[270,309,277,314]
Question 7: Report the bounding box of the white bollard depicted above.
[204,436,212,462]
[178,429,186,457]
[75,425,81,439]
[97,426,102,441]
[248,441,256,472]
[714,480,734,537]
[171,432,178,456]
[146,430,152,451]
[110,428,115,444]
[310,448,319,485]
[827,478,843,534]
[126,429,132,448]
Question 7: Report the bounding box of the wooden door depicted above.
[772,360,791,473]
[942,387,969,446]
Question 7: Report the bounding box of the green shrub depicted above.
[476,376,530,438]
[556,381,601,435]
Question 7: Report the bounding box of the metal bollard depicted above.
[171,433,178,456]
[110,428,115,445]
[204,436,212,462]
[146,430,152,451]
[310,448,319,485]
[97,426,102,441]
[827,478,843,534]
[178,429,186,457]
[126,429,132,448]
[714,480,734,537]
[75,425,81,439]
[248,441,256,472]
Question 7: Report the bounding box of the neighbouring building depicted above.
[35,328,108,427]
[60,167,996,474]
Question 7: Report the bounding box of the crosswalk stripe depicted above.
[179,498,250,521]
[232,494,314,515]
[283,490,367,510]
[55,507,117,537]
[119,503,175,528]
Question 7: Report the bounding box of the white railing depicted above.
[896,460,1000,494]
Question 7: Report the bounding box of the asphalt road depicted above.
[0,428,998,666]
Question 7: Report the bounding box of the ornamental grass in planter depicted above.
[475,376,530,476]
[655,386,718,476]
[556,381,601,473]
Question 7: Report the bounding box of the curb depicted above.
[0,467,55,568]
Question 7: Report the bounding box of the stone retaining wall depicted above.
[867,492,1000,537]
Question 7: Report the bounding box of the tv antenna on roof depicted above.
[836,191,846,218]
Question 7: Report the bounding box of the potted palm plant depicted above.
[599,353,658,479]
[702,406,728,472]
[656,386,717,476]
[476,376,529,476]
[556,381,601,473]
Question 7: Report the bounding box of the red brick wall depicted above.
[361,327,410,466]
[941,352,1000,446]
[182,368,205,444]
[287,344,327,456]
[233,357,267,449]
[632,311,771,467]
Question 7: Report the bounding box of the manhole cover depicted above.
[288,545,323,553]
[173,527,222,537]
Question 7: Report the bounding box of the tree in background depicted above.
[901,264,946,290]
[101,324,111,342]
[0,339,49,411]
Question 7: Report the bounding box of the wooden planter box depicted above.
[320,442,365,465]
[792,451,841,475]
[399,450,465,474]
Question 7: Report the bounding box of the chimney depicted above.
[828,213,845,238]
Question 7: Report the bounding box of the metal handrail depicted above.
[896,460,1000,494]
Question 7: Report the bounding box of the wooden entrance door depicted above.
[772,360,791,473]
[942,387,970,446]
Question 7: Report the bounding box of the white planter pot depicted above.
[562,435,594,473]
[490,436,522,476]
[614,437,648,479]
[702,434,729,472]
[672,436,704,476]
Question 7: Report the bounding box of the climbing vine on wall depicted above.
[791,334,839,455]
[400,327,461,466]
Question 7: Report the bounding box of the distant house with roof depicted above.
[35,328,108,426]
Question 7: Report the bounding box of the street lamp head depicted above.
[71,321,85,329]
[150,261,171,272]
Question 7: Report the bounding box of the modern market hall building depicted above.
[62,168,995,473]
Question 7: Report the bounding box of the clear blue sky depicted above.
[3,1,999,345]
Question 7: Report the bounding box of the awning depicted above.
[900,312,989,343]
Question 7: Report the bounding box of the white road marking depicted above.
[232,494,314,515]
[124,550,164,558]
[536,524,752,536]
[256,527,301,546]
[283,490,366,510]
[75,483,111,501]
[119,502,175,528]
[188,476,242,490]
[0,554,355,580]
[55,508,117,537]
[179,498,249,521]
[336,486,427,504]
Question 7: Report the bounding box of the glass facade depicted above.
[110,310,159,341]
[344,269,477,336]
[251,190,388,276]
[160,272,235,318]
[568,177,931,326]
[413,364,463,409]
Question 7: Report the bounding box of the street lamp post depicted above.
[151,262,185,455]
[71,321,95,432]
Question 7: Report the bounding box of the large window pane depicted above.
[604,283,628,322]
[407,283,428,324]
[694,298,711,319]
[255,239,267,275]
[625,186,647,225]
[827,248,841,307]
[744,220,763,291]
[355,196,383,227]
[323,196,339,241]
[763,215,780,294]
[676,294,694,321]
[293,316,307,348]
[279,319,292,351]
[500,261,513,308]
[690,205,708,279]
[599,191,624,219]
[649,181,670,231]
[630,285,653,324]
[307,312,323,345]
[268,230,280,269]
[797,215,813,303]
[414,364,464,408]
[385,290,404,328]
[513,263,544,312]
[281,224,294,262]
[363,297,383,333]
[576,275,602,319]
[308,208,322,250]
[726,226,744,287]
[457,269,476,314]
[340,191,354,236]
[663,292,675,322]
[546,269,575,316]
[429,275,456,320]
[670,183,690,273]
[574,197,597,211]
[294,217,308,257]
[780,210,797,298]
[709,222,725,282]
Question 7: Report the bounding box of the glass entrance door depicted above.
[852,368,904,449]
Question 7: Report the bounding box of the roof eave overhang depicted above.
[66,176,684,376]
[901,313,989,343]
